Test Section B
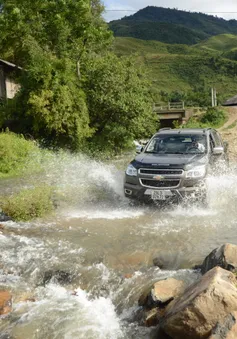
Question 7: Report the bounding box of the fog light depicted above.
[125,189,132,195]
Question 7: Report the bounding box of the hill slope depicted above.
[109,6,237,45]
[113,36,237,103]
[196,34,237,52]
[195,34,237,60]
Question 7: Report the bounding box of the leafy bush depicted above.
[184,107,227,128]
[0,131,42,178]
[0,186,54,221]
[201,107,226,126]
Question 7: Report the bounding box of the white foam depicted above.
[168,206,217,217]
[16,285,123,339]
[62,208,145,220]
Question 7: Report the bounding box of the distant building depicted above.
[223,94,237,107]
[0,59,21,99]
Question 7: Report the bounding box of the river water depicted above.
[0,153,237,338]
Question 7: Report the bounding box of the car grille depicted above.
[140,179,180,188]
[139,168,183,175]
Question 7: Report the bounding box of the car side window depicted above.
[209,134,215,151]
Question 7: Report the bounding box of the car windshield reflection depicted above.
[145,134,207,155]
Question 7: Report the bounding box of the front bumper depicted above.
[124,181,206,203]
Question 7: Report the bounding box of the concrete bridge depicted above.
[153,102,194,128]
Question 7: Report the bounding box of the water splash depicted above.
[13,285,124,339]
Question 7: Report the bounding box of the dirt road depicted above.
[219,107,237,163]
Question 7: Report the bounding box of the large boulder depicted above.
[139,278,185,328]
[161,267,237,339]
[0,291,12,315]
[139,278,185,309]
[208,312,237,339]
[201,244,237,274]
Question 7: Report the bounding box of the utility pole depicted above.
[211,87,217,107]
[211,88,214,107]
[214,88,217,107]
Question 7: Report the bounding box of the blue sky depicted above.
[102,0,237,22]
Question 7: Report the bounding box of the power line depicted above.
[105,9,237,14]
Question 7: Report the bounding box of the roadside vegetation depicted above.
[0,186,54,221]
[182,107,227,129]
[0,131,55,220]
[0,131,43,178]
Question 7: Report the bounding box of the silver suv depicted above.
[124,128,228,203]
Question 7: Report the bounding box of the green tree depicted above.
[83,53,158,153]
[0,0,112,149]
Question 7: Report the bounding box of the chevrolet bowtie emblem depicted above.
[153,175,164,180]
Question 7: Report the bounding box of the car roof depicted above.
[155,128,212,136]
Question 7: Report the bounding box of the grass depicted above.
[0,186,54,221]
[0,131,44,179]
[223,119,237,130]
[113,36,237,102]
[195,34,237,53]
[0,131,56,221]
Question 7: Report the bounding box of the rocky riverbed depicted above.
[138,243,237,338]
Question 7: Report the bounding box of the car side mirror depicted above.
[213,146,224,155]
[136,147,144,154]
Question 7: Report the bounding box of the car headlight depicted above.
[126,164,138,177]
[186,165,206,178]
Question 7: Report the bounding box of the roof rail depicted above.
[158,127,172,131]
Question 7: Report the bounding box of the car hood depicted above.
[133,153,207,168]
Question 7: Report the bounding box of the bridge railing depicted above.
[153,102,185,111]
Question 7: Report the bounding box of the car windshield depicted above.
[145,134,207,154]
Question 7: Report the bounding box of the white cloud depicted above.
[102,0,237,22]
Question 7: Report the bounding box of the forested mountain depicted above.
[109,6,237,45]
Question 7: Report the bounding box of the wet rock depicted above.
[139,278,185,310]
[153,253,181,270]
[42,270,72,285]
[192,264,202,271]
[15,292,36,303]
[0,291,12,315]
[201,243,237,274]
[0,213,11,222]
[161,267,237,339]
[208,312,237,339]
[144,307,165,327]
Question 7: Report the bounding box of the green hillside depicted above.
[113,37,237,104]
[196,34,237,52]
[195,34,237,61]
[109,6,237,45]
